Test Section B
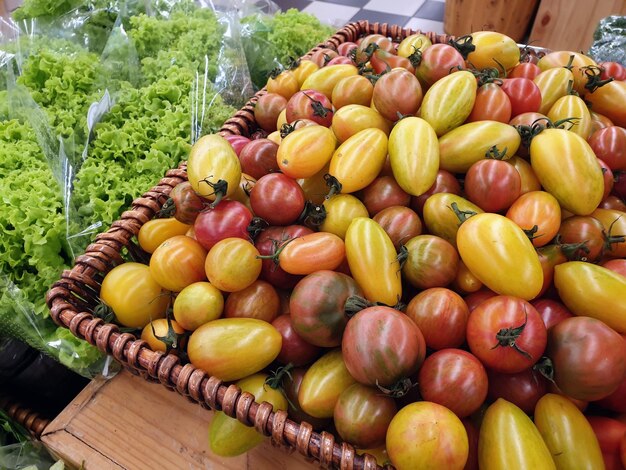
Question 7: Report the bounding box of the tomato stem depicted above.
[533,356,555,383]
[323,174,343,200]
[448,35,475,60]
[376,378,417,398]
[604,215,626,253]
[246,217,269,240]
[126,238,151,265]
[522,225,543,242]
[302,92,332,119]
[156,197,176,218]
[449,202,477,225]
[298,201,327,227]
[255,236,297,265]
[556,235,591,261]
[344,295,376,317]
[491,312,532,359]
[407,46,422,67]
[583,65,614,93]
[484,145,508,160]
[152,312,188,355]
[265,363,294,390]
[287,56,301,70]
[198,177,228,208]
[396,245,409,269]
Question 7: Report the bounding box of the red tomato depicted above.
[500,78,542,117]
[237,139,279,179]
[308,48,338,67]
[250,173,305,226]
[337,41,357,57]
[508,62,541,79]
[223,279,280,322]
[600,62,626,81]
[410,169,461,214]
[327,56,353,66]
[194,200,252,251]
[599,158,616,201]
[466,295,547,373]
[587,416,626,470]
[614,171,626,200]
[415,43,465,88]
[547,316,626,401]
[464,159,521,212]
[342,306,426,387]
[286,89,334,127]
[462,418,480,470]
[271,315,321,367]
[361,175,411,216]
[254,93,288,133]
[596,375,626,413]
[289,270,363,347]
[487,368,549,414]
[602,259,626,277]
[506,190,561,248]
[370,48,414,74]
[530,298,573,330]
[406,288,469,350]
[589,126,626,171]
[466,83,512,123]
[536,244,568,297]
[223,134,251,156]
[372,206,422,249]
[557,215,608,262]
[402,235,459,289]
[169,181,205,225]
[418,349,488,418]
[372,68,423,122]
[464,288,497,312]
[601,195,626,212]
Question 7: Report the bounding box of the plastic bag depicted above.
[590,15,626,66]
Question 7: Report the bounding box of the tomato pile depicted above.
[98,30,626,469]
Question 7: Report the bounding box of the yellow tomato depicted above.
[585,80,626,128]
[138,217,191,254]
[149,235,207,292]
[329,128,388,194]
[506,191,562,248]
[188,318,281,381]
[298,349,356,418]
[187,134,241,202]
[453,259,483,294]
[141,318,186,352]
[291,59,319,86]
[331,75,374,109]
[420,70,477,136]
[301,64,358,99]
[537,50,596,95]
[591,208,626,257]
[438,121,520,173]
[277,125,336,179]
[345,217,401,305]
[422,193,484,247]
[320,194,369,239]
[173,281,223,331]
[266,70,299,99]
[457,213,543,300]
[204,238,261,292]
[397,33,432,58]
[388,117,439,196]
[467,31,520,72]
[228,173,256,213]
[479,399,556,470]
[331,104,391,143]
[508,156,542,194]
[547,94,592,140]
[276,108,287,130]
[534,68,574,115]
[298,163,330,205]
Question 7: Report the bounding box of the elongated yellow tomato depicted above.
[331,104,391,143]
[277,125,336,179]
[530,129,603,215]
[298,349,356,418]
[547,95,592,140]
[423,193,484,247]
[479,399,556,470]
[554,262,626,333]
[467,31,520,72]
[138,217,191,254]
[585,80,626,128]
[397,33,432,58]
[292,59,319,86]
[345,217,402,305]
[421,71,477,136]
[388,117,439,196]
[209,373,287,457]
[329,128,388,194]
[591,208,626,257]
[298,163,330,205]
[509,156,541,194]
[301,64,358,99]
[187,134,241,202]
[534,393,604,470]
[188,318,282,381]
[537,50,596,95]
[534,68,574,115]
[438,121,520,173]
[457,213,543,300]
[320,194,369,239]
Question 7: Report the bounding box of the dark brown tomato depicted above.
[589,126,626,171]
[254,93,288,133]
[309,48,338,67]
[599,158,616,201]
[250,173,306,226]
[486,367,549,414]
[286,89,334,127]
[600,195,626,212]
[361,175,411,216]
[372,206,422,249]
[169,181,205,225]
[466,83,512,123]
[334,383,397,448]
[614,171,626,201]
[466,295,547,373]
[464,288,497,312]
[530,298,573,330]
[271,315,321,367]
[557,216,608,262]
[406,288,469,350]
[282,368,332,430]
[602,259,626,277]
[462,418,480,470]
[193,200,252,251]
[464,159,521,213]
[547,316,626,401]
[342,306,426,387]
[223,134,251,156]
[224,279,280,322]
[290,270,363,347]
[402,235,460,289]
[238,139,280,179]
[418,349,488,418]
[414,43,465,89]
[410,169,462,214]
[256,225,313,289]
[372,68,423,122]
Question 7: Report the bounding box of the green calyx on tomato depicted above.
[343,294,404,317]
[448,34,476,59]
[197,177,228,208]
[376,377,417,398]
[515,116,580,148]
[298,200,327,228]
[484,145,508,160]
[491,313,532,360]
[533,356,555,383]
[246,216,269,240]
[450,201,478,224]
[150,313,188,355]
[582,65,615,93]
[323,173,343,199]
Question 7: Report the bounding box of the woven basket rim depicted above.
[46,20,547,470]
[0,394,50,439]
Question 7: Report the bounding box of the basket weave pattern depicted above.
[0,395,50,439]
[46,21,476,470]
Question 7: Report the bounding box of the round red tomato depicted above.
[414,43,465,88]
[599,62,626,81]
[406,288,469,350]
[500,78,542,117]
[465,159,521,212]
[602,258,626,277]
[194,200,252,251]
[238,139,280,179]
[508,62,541,80]
[223,279,280,322]
[290,270,363,347]
[589,126,626,171]
[418,349,488,418]
[598,158,615,201]
[466,295,547,373]
[361,175,411,216]
[530,298,573,330]
[254,93,288,133]
[342,306,426,387]
[557,215,607,262]
[464,288,497,312]
[547,316,626,401]
[372,206,422,249]
[372,68,423,122]
[271,315,321,367]
[467,83,512,123]
[402,235,459,289]
[487,367,549,414]
[286,89,334,127]
[223,134,251,156]
[595,374,626,413]
[250,173,305,226]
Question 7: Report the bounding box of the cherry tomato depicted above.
[100,262,168,328]
[308,48,338,68]
[282,367,330,430]
[331,75,373,109]
[587,416,626,470]
[423,193,484,248]
[237,138,279,179]
[547,94,592,140]
[168,181,205,225]
[508,62,541,79]
[487,368,549,414]
[372,68,422,122]
[453,260,483,294]
[271,315,321,367]
[600,61,626,81]
[599,159,616,201]
[250,173,305,226]
[266,70,299,99]
[397,33,432,59]
[500,78,542,117]
[301,64,358,100]
[138,217,191,254]
[465,159,521,212]
[410,169,461,213]
[589,126,626,171]
[596,375,626,413]
[602,258,626,277]
[557,215,608,261]
[414,43,465,88]
[149,235,207,292]
[277,232,345,275]
[331,104,390,143]
[173,281,223,331]
[508,156,542,195]
[141,318,186,353]
[223,279,279,322]
[254,93,288,132]
[505,191,561,247]
[467,83,512,123]
[372,206,422,249]
[536,244,568,298]
[466,31,520,72]
[464,288,497,312]
[276,125,336,179]
[286,89,333,127]
[590,110,615,134]
[205,237,261,292]
[223,134,250,156]
[530,298,573,330]
[370,48,414,74]
[586,80,626,128]
[336,42,358,58]
[406,288,469,350]
[361,175,410,216]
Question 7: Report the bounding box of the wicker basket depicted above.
[46,20,544,470]
[0,395,50,439]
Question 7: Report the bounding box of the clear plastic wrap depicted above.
[590,15,626,66]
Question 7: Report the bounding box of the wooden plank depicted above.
[42,370,315,470]
[529,0,626,52]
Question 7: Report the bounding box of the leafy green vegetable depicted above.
[590,15,626,65]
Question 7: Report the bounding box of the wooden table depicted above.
[41,370,315,470]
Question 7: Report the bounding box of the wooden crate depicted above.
[41,370,315,470]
